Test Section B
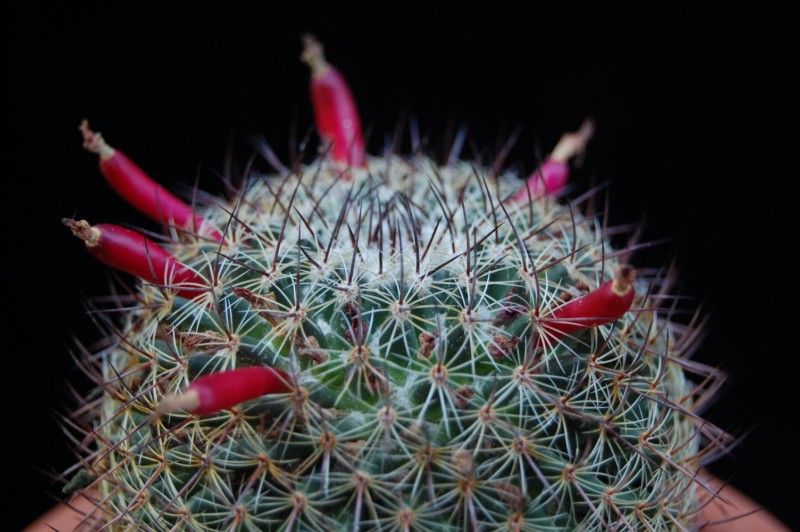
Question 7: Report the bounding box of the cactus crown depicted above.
[64,39,730,531]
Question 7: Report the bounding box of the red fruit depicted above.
[301,35,366,170]
[537,266,636,346]
[159,366,292,415]
[79,121,222,241]
[63,218,206,300]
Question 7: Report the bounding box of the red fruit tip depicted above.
[62,218,100,246]
[78,120,115,160]
[300,34,329,76]
[612,266,637,296]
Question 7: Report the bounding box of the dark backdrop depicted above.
[7,2,798,528]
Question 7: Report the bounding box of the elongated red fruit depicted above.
[63,218,206,300]
[79,121,222,241]
[538,266,636,345]
[512,118,594,201]
[158,366,292,415]
[301,35,366,170]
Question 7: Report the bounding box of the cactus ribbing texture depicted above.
[64,38,730,531]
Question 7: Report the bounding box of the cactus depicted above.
[62,36,731,531]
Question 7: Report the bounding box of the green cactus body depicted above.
[71,151,720,531]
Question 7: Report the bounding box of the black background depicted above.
[6,2,799,529]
